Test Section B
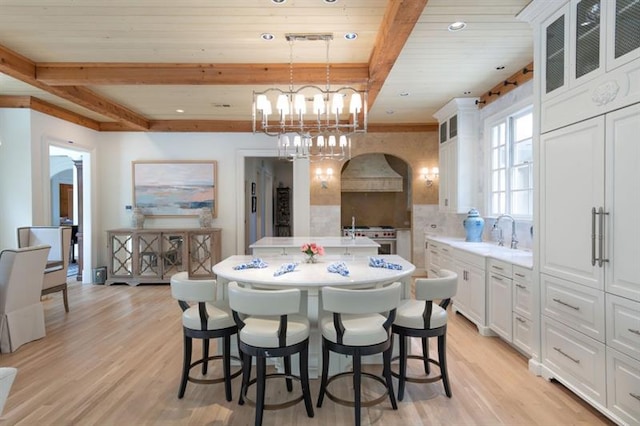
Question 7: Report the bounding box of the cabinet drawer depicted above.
[453,248,485,269]
[541,317,606,407]
[607,347,640,426]
[512,265,532,283]
[542,274,605,342]
[607,293,640,362]
[488,258,512,278]
[513,314,533,357]
[513,275,533,320]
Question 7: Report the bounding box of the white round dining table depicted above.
[213,254,416,378]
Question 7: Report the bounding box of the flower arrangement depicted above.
[301,243,325,263]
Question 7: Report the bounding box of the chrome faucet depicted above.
[493,214,519,249]
[349,216,356,239]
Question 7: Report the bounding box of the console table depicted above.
[106,228,221,285]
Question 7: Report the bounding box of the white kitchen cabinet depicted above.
[433,98,480,214]
[513,314,534,356]
[453,249,488,334]
[488,259,513,341]
[520,0,640,421]
[606,293,640,362]
[513,266,533,319]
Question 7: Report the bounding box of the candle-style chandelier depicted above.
[252,33,367,161]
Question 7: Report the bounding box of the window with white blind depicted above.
[488,107,533,218]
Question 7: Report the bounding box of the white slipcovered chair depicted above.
[0,367,17,415]
[17,226,72,312]
[0,245,51,353]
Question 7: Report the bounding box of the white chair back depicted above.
[228,282,300,316]
[415,269,458,301]
[322,282,402,315]
[170,272,216,303]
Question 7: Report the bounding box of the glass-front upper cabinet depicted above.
[543,5,570,96]
[571,0,606,85]
[606,0,640,70]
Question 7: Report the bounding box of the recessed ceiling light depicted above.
[495,65,505,70]
[448,21,466,32]
[176,109,184,113]
[344,32,357,40]
[399,92,409,97]
[323,0,338,3]
[463,91,472,95]
[271,0,286,4]
[386,110,395,115]
[261,33,275,41]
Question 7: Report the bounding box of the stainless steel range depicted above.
[342,226,397,255]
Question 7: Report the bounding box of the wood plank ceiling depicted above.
[0,0,534,132]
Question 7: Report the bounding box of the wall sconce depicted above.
[315,167,333,189]
[420,167,439,187]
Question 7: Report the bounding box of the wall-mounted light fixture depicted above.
[420,167,439,187]
[315,167,333,189]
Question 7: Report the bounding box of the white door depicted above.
[606,103,640,301]
[539,116,605,290]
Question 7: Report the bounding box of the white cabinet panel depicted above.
[607,347,640,426]
[606,103,640,302]
[513,266,533,319]
[542,273,606,342]
[606,293,640,361]
[489,271,512,341]
[539,117,605,290]
[513,314,533,356]
[542,317,607,407]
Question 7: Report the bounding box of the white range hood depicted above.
[341,153,403,192]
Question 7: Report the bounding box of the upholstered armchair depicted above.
[0,245,51,353]
[17,226,72,312]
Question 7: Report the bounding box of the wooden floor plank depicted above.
[0,280,614,425]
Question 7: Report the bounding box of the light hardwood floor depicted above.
[0,279,614,425]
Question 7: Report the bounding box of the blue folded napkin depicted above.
[368,257,403,270]
[327,261,349,277]
[273,262,298,277]
[233,258,268,270]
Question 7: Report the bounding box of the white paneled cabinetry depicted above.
[433,98,480,214]
[521,0,640,423]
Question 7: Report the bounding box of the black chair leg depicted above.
[223,335,232,402]
[353,353,362,426]
[438,333,452,397]
[422,337,430,374]
[398,334,407,401]
[317,342,330,407]
[255,356,267,426]
[300,344,314,418]
[202,338,209,375]
[239,351,252,405]
[383,345,398,410]
[178,334,192,398]
[284,355,293,392]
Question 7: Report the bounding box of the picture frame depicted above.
[251,182,256,195]
[132,160,217,217]
[251,196,257,213]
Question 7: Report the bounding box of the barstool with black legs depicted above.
[227,281,314,426]
[391,269,458,401]
[317,282,402,426]
[170,272,242,401]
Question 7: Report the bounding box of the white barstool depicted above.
[228,282,314,426]
[391,269,458,400]
[170,272,241,401]
[317,282,402,426]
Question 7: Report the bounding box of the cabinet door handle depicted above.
[553,347,580,364]
[630,393,640,402]
[429,269,439,276]
[552,298,580,311]
[516,316,526,324]
[492,275,504,281]
[492,265,504,271]
[597,207,609,267]
[516,284,527,289]
[514,272,526,278]
[442,248,449,253]
[628,328,640,336]
[591,207,597,266]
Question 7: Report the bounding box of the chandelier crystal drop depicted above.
[252,33,367,161]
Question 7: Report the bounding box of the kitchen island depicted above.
[250,236,380,256]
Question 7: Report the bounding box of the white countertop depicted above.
[213,254,414,289]
[250,236,380,249]
[425,235,533,269]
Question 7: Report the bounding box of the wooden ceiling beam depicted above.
[367,0,429,107]
[1,43,149,130]
[36,63,370,86]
